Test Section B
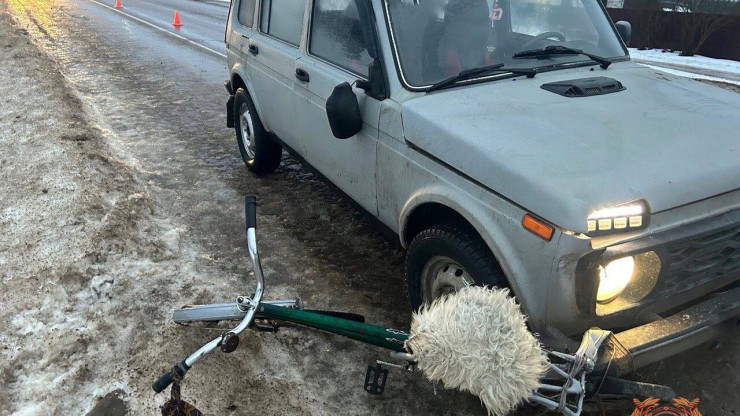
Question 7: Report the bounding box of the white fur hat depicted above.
[405,286,548,416]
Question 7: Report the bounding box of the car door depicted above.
[226,0,255,57]
[292,0,380,213]
[244,0,308,152]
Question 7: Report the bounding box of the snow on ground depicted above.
[1,0,738,413]
[0,4,486,416]
[639,63,740,86]
[629,48,740,74]
[629,48,740,86]
[0,10,202,415]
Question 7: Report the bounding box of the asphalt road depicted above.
[3,0,478,414]
[3,0,738,414]
[79,0,230,55]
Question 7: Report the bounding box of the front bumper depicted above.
[548,208,740,375]
[595,284,740,376]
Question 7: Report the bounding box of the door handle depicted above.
[248,44,259,55]
[295,68,310,83]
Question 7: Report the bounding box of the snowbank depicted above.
[0,10,199,415]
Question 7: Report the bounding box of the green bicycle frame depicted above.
[258,303,409,352]
[156,197,662,414]
[154,196,411,395]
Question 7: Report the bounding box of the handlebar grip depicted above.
[245,195,257,229]
[152,361,190,393]
[152,371,174,394]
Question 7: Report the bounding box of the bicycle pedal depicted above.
[364,363,388,395]
[251,319,280,332]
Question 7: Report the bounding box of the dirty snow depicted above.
[0,3,486,415]
[1,0,739,414]
[0,14,203,414]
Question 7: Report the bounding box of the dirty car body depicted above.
[224,0,740,378]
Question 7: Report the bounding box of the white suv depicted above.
[224,0,740,374]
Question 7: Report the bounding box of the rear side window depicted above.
[309,0,373,77]
[260,0,306,46]
[238,0,256,27]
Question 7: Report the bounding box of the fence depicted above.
[606,8,740,61]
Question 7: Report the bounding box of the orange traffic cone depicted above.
[172,11,182,27]
[115,0,122,8]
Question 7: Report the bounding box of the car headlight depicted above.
[597,256,635,303]
[587,200,649,235]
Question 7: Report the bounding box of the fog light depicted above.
[597,256,635,303]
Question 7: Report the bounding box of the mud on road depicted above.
[0,2,485,414]
[1,1,738,415]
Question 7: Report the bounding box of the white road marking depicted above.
[81,0,227,58]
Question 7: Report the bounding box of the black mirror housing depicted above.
[326,82,362,139]
[356,59,387,101]
[351,0,389,100]
[615,21,631,46]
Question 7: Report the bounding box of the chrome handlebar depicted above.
[152,196,264,393]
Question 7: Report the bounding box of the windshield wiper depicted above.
[512,45,611,69]
[425,63,537,93]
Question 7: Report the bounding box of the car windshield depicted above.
[383,0,627,88]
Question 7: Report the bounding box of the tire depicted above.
[406,224,507,310]
[233,88,282,174]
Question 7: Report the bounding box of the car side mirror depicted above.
[326,82,362,139]
[356,59,387,101]
[357,59,388,101]
[615,21,631,46]
[352,0,389,101]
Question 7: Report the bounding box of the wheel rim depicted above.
[239,103,256,159]
[420,256,473,303]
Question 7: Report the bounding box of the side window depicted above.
[309,0,373,77]
[259,0,306,46]
[238,0,256,28]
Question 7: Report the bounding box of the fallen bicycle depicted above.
[153,196,675,416]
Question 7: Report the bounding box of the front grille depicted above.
[658,223,740,296]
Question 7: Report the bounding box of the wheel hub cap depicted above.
[239,103,256,159]
[421,256,473,302]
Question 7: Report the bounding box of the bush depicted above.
[671,0,737,56]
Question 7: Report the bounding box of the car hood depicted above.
[401,63,740,233]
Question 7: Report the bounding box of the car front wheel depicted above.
[234,88,282,174]
[406,224,507,310]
